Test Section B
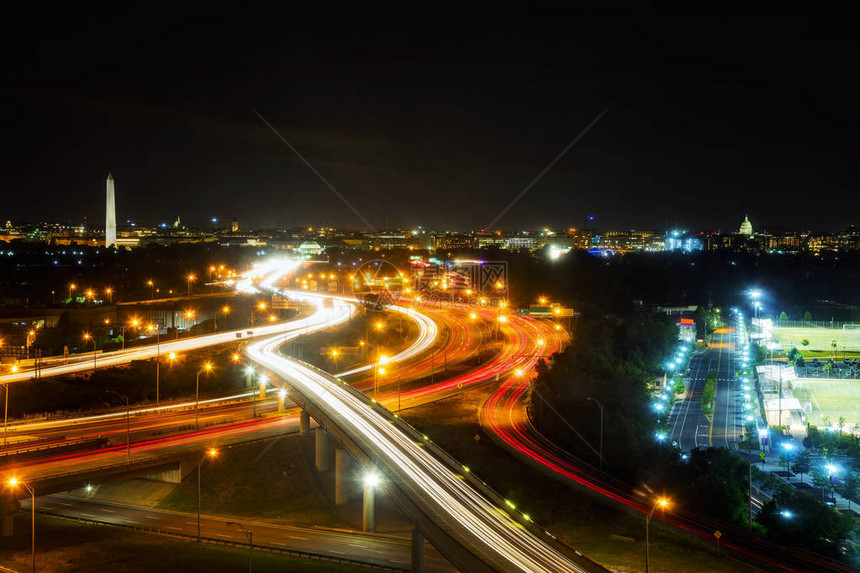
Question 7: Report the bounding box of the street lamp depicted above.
[105,390,131,464]
[7,477,35,573]
[781,442,794,479]
[586,397,605,471]
[197,447,218,542]
[196,362,213,430]
[147,324,161,404]
[68,282,76,303]
[214,305,230,332]
[2,383,8,447]
[186,273,196,296]
[104,287,113,303]
[147,279,155,300]
[646,497,670,573]
[82,332,96,370]
[826,463,839,501]
[375,355,389,396]
[226,521,253,573]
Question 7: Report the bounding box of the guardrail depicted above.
[277,356,609,573]
[0,436,107,462]
[38,510,407,572]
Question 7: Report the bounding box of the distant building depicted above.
[738,215,753,236]
[296,241,323,257]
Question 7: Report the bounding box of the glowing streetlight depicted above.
[7,477,35,572]
[646,498,670,573]
[83,332,97,369]
[104,287,113,303]
[196,362,213,430]
[197,447,219,542]
[186,273,196,296]
[68,282,76,302]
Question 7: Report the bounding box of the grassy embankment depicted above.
[402,388,758,573]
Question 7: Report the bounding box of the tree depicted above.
[801,338,810,347]
[757,489,856,560]
[787,347,800,364]
[811,468,830,500]
[791,449,812,483]
[837,473,860,511]
[803,311,813,322]
[779,311,789,322]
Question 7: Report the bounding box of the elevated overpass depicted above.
[247,333,607,573]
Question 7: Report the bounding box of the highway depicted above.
[247,331,596,572]
[669,328,741,451]
[33,496,454,571]
[0,313,319,386]
[3,262,598,571]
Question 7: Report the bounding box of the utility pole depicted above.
[586,397,605,471]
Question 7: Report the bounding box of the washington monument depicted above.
[106,173,116,247]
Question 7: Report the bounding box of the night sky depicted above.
[2,6,857,232]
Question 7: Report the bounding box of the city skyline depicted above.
[3,7,859,231]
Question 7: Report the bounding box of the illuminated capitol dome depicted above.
[738,215,753,236]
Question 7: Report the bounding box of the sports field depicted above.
[770,326,860,352]
[792,378,860,427]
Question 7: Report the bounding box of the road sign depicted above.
[529,306,552,317]
[713,530,722,539]
[760,452,766,461]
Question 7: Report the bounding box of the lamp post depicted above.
[105,390,131,465]
[197,447,218,542]
[646,498,669,573]
[82,332,96,370]
[196,362,213,430]
[826,463,838,502]
[1,383,8,447]
[7,477,35,573]
[214,305,230,332]
[186,273,196,297]
[147,324,161,404]
[375,355,389,397]
[782,442,794,480]
[226,521,253,573]
[68,282,76,303]
[147,279,155,300]
[586,397,605,471]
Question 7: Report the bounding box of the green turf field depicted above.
[770,326,860,352]
[791,378,860,427]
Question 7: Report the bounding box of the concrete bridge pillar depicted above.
[363,479,376,532]
[278,389,287,414]
[0,499,20,537]
[335,447,350,504]
[411,528,426,573]
[259,380,267,399]
[299,410,310,436]
[314,427,330,471]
